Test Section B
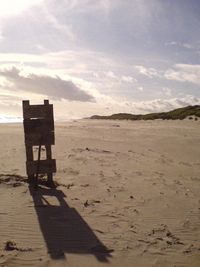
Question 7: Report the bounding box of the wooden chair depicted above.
[23,100,56,188]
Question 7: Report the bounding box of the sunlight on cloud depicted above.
[0,0,43,19]
[138,86,144,92]
[121,76,136,83]
[135,65,160,78]
[164,64,200,84]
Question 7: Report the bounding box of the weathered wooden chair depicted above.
[23,100,56,188]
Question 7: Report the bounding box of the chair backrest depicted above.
[23,100,55,146]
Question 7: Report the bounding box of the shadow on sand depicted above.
[29,184,112,262]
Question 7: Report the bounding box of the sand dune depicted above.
[0,119,200,267]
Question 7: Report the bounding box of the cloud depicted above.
[129,95,200,114]
[120,76,136,83]
[182,43,194,49]
[0,66,95,102]
[0,0,43,19]
[61,0,112,14]
[164,64,200,84]
[138,86,144,91]
[104,71,117,79]
[162,87,172,96]
[165,41,194,50]
[135,65,160,78]
[38,5,75,42]
[100,71,136,84]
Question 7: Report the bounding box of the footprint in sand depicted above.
[0,174,26,187]
[142,225,184,250]
[179,161,192,167]
[62,168,79,176]
[113,171,121,178]
[135,171,143,176]
[183,244,200,254]
[154,171,164,178]
[191,176,200,182]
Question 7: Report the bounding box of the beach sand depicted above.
[0,119,200,267]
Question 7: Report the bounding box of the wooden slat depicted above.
[24,118,54,133]
[26,159,56,175]
[25,132,55,145]
[25,146,33,161]
[23,104,53,120]
[45,145,52,159]
[45,145,53,182]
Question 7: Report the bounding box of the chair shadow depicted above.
[29,185,112,262]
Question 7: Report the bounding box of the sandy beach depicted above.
[0,119,200,267]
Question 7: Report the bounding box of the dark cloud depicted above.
[0,67,95,102]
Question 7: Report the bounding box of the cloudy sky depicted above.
[0,0,200,121]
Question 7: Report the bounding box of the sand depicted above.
[0,119,200,267]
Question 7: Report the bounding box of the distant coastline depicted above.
[90,105,200,121]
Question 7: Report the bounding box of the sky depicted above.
[0,0,200,121]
